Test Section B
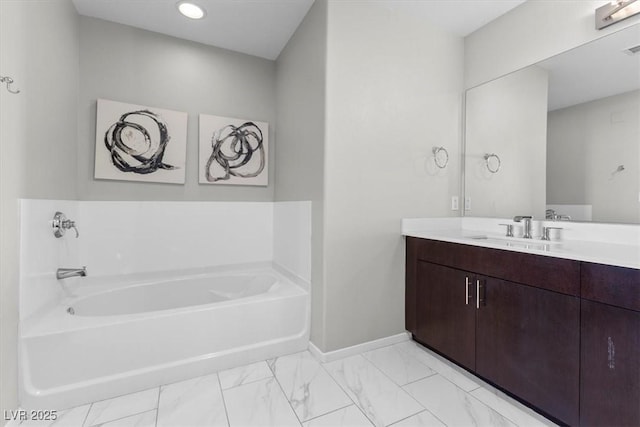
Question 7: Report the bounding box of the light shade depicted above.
[177,1,206,20]
[596,0,640,30]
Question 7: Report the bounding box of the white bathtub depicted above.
[19,264,310,410]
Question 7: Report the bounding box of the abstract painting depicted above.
[199,114,269,186]
[94,99,187,184]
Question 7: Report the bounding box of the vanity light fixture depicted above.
[596,0,640,30]
[177,1,206,20]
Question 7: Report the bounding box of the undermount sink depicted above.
[467,235,560,250]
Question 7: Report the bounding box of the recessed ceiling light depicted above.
[177,1,206,20]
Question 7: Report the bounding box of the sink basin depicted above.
[467,235,559,251]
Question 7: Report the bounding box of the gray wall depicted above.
[0,0,79,423]
[322,1,464,351]
[547,90,640,223]
[275,0,328,348]
[465,1,640,89]
[78,17,277,201]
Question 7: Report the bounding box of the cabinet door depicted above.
[476,278,580,426]
[415,261,476,370]
[581,300,640,426]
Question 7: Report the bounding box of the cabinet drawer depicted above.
[413,238,580,296]
[581,263,640,312]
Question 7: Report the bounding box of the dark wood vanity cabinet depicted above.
[476,276,580,426]
[415,262,476,370]
[406,237,583,425]
[579,263,640,427]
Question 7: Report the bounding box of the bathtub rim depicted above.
[21,262,309,338]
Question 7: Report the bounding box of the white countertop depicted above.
[402,217,640,270]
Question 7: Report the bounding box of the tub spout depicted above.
[56,267,87,280]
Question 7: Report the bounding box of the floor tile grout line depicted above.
[403,372,518,427]
[154,385,161,427]
[401,370,438,387]
[272,351,369,425]
[322,355,420,427]
[300,403,357,425]
[319,359,378,427]
[216,372,232,427]
[396,342,483,392]
[385,408,448,427]
[269,365,304,426]
[388,343,454,381]
[84,409,156,427]
[399,349,555,427]
[465,389,524,427]
[469,387,555,427]
[81,403,92,427]
[361,347,440,389]
[220,371,274,392]
[348,352,427,413]
[267,354,309,425]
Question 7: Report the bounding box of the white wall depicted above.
[465,66,548,219]
[78,17,277,201]
[273,201,312,283]
[465,1,640,88]
[20,200,312,322]
[0,0,79,421]
[547,90,640,223]
[322,1,463,351]
[275,0,327,348]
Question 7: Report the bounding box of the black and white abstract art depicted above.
[94,99,187,184]
[199,114,269,186]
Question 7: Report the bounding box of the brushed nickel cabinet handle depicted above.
[465,277,470,305]
[476,279,481,309]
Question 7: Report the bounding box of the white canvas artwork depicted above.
[199,114,269,186]
[94,99,188,184]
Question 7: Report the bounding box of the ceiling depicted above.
[541,24,640,111]
[72,0,526,61]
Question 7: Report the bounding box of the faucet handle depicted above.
[498,223,514,237]
[64,220,79,238]
[52,212,80,238]
[542,226,563,241]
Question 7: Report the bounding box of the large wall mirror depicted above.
[464,23,640,224]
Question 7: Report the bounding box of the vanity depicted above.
[403,218,640,427]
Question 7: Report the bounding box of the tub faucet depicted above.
[56,266,87,280]
[513,216,533,239]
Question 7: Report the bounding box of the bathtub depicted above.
[19,264,310,410]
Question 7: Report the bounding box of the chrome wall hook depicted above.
[0,76,20,94]
[432,146,449,169]
[483,153,501,173]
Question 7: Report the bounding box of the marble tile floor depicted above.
[13,341,558,427]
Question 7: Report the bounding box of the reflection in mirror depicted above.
[464,23,640,224]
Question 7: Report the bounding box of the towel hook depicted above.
[432,146,449,169]
[483,153,501,173]
[0,76,20,94]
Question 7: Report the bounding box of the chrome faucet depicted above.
[56,266,87,280]
[513,216,533,239]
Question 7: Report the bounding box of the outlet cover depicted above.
[451,196,459,211]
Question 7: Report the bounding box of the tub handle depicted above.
[53,211,79,238]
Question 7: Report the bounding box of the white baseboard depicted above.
[309,331,411,363]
